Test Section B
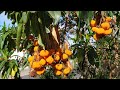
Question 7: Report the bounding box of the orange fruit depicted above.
[92,27,99,32]
[104,28,112,35]
[55,64,63,70]
[96,28,105,34]
[39,59,46,66]
[54,70,62,76]
[40,50,49,57]
[62,54,68,60]
[54,54,60,62]
[56,51,61,56]
[101,22,110,30]
[34,52,38,56]
[30,61,33,67]
[31,61,41,69]
[34,40,39,46]
[36,68,45,75]
[65,49,72,56]
[63,67,71,75]
[90,20,96,27]
[46,56,54,64]
[28,56,34,62]
[34,46,39,52]
[105,17,111,22]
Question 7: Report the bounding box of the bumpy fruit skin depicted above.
[105,17,111,22]
[101,22,110,30]
[28,56,34,62]
[36,68,45,75]
[92,27,99,32]
[65,49,72,56]
[55,64,63,70]
[55,70,62,76]
[39,59,46,66]
[62,54,68,60]
[90,20,96,27]
[54,55,60,62]
[34,46,39,52]
[40,50,49,57]
[63,67,71,75]
[46,56,54,64]
[32,61,41,69]
[104,28,112,35]
[96,28,105,34]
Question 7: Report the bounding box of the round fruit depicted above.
[63,67,71,75]
[101,22,110,30]
[28,56,34,62]
[96,28,105,34]
[34,40,39,46]
[90,20,96,27]
[55,64,63,70]
[54,54,60,62]
[31,61,41,69]
[54,70,62,76]
[36,68,45,75]
[34,46,39,52]
[105,17,111,22]
[46,56,54,64]
[104,28,112,35]
[40,50,49,57]
[65,49,72,56]
[92,27,99,32]
[39,59,46,66]
[62,54,68,60]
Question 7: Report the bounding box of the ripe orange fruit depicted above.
[90,20,96,27]
[34,52,38,56]
[65,49,72,56]
[36,68,45,75]
[54,54,60,62]
[30,61,33,67]
[101,22,110,30]
[54,70,62,76]
[92,27,99,32]
[106,17,111,22]
[62,53,68,60]
[40,50,49,57]
[39,59,46,66]
[34,40,39,46]
[96,28,105,34]
[31,61,41,69]
[46,56,54,64]
[104,28,112,35]
[34,46,39,52]
[56,51,61,56]
[63,67,71,75]
[28,56,34,62]
[55,64,63,70]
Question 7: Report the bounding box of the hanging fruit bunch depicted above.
[28,38,73,78]
[90,11,113,41]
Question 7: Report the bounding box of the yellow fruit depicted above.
[96,28,105,34]
[55,70,62,76]
[36,68,45,75]
[65,49,72,56]
[40,50,49,57]
[63,67,71,75]
[32,61,41,69]
[34,46,39,52]
[104,28,112,35]
[101,22,110,30]
[92,27,99,32]
[62,54,68,60]
[55,64,63,70]
[106,17,111,22]
[54,55,60,62]
[90,20,96,27]
[46,56,54,64]
[28,56,34,62]
[39,59,46,66]
[11,68,16,77]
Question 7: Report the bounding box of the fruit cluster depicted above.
[90,17,112,40]
[28,40,73,77]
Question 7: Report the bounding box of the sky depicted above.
[0,11,17,29]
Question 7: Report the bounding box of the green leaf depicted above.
[38,34,45,49]
[0,60,7,71]
[22,12,28,24]
[48,11,61,25]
